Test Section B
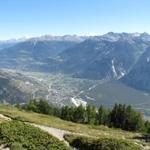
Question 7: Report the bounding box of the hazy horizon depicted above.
[1,32,150,41]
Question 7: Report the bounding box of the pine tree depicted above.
[98,105,108,125]
[26,99,38,112]
[86,105,96,124]
[110,104,144,131]
[73,105,86,123]
[37,99,50,114]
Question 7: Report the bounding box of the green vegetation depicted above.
[22,99,61,116]
[97,105,108,125]
[109,104,144,131]
[0,104,142,139]
[0,120,70,150]
[1,104,149,149]
[22,99,145,132]
[64,134,142,150]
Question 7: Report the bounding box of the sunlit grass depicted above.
[0,104,142,140]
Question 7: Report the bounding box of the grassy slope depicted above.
[1,105,150,149]
[0,105,144,141]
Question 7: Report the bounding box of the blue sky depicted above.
[0,0,150,40]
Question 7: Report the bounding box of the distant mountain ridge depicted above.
[28,35,88,42]
[1,32,150,92]
[55,32,150,80]
[0,35,88,45]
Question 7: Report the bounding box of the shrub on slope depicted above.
[64,134,142,150]
[0,121,70,150]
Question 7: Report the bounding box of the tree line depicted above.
[17,99,150,133]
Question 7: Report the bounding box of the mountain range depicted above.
[1,32,150,114]
[1,33,150,77]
